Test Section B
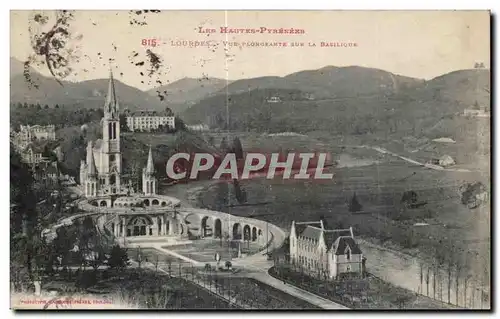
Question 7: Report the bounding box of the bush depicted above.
[108,245,130,270]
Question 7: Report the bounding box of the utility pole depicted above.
[266,221,269,257]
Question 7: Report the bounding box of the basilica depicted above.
[77,70,189,241]
[79,70,157,200]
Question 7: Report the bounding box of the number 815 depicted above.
[142,39,158,47]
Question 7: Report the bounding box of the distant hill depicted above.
[147,77,230,113]
[10,58,165,111]
[411,69,490,108]
[221,66,423,99]
[182,67,490,139]
[10,57,36,78]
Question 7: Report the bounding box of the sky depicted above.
[10,10,490,91]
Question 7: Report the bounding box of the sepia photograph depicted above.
[8,9,491,310]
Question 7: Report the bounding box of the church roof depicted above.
[299,226,323,241]
[324,229,353,248]
[293,221,323,238]
[88,153,97,176]
[104,69,119,115]
[331,236,362,255]
[145,147,155,174]
[87,141,97,176]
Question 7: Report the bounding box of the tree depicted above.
[174,116,185,132]
[225,261,232,270]
[348,192,362,212]
[119,113,129,132]
[136,247,143,269]
[107,245,129,270]
[87,237,106,272]
[35,103,41,110]
[10,145,39,290]
[232,137,243,160]
[204,263,211,272]
[233,180,247,204]
[44,104,49,109]
[220,137,229,154]
[165,107,174,116]
[460,182,488,209]
[401,190,418,207]
[51,226,75,269]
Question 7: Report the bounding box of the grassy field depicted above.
[164,239,263,263]
[192,131,490,299]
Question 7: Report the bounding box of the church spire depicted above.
[87,141,97,176]
[145,146,155,174]
[104,67,119,116]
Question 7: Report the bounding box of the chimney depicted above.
[319,215,327,229]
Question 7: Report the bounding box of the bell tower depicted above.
[102,68,122,194]
[142,147,157,195]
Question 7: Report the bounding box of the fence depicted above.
[139,256,247,309]
[269,262,363,308]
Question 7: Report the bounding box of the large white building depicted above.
[11,124,57,152]
[126,111,175,132]
[289,220,364,279]
[19,124,56,141]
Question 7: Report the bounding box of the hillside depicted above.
[10,57,36,78]
[182,68,490,139]
[221,66,423,99]
[10,58,165,111]
[147,77,230,113]
[410,69,490,108]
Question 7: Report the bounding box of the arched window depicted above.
[108,123,112,140]
[346,249,351,261]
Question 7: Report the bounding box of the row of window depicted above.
[129,122,175,127]
[297,255,326,271]
[127,117,174,122]
[297,238,319,253]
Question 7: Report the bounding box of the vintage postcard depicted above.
[9,10,490,310]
